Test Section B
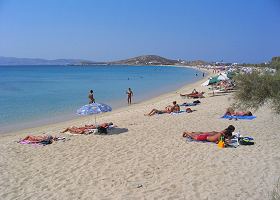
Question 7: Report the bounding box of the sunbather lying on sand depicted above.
[182,125,235,143]
[61,122,113,134]
[225,107,252,116]
[145,101,180,116]
[20,135,55,144]
[180,89,198,96]
[180,90,205,98]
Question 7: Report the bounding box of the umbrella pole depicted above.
[95,115,97,126]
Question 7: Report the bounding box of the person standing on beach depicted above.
[88,90,95,104]
[126,88,133,105]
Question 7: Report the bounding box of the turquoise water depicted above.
[0,65,202,133]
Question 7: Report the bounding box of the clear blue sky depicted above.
[0,0,280,63]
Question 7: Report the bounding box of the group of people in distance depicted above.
[84,87,252,145]
[143,87,253,145]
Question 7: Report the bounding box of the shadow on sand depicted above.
[95,127,129,136]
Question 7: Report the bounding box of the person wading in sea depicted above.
[88,90,95,104]
[126,88,133,105]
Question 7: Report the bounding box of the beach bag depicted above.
[98,127,108,134]
[239,137,254,145]
[193,100,201,104]
[40,136,53,145]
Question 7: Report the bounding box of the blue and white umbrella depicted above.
[77,102,112,124]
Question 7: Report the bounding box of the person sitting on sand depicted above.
[182,125,235,143]
[61,122,113,134]
[225,107,252,116]
[192,89,198,94]
[172,101,180,113]
[145,101,180,116]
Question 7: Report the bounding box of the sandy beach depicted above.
[1,70,279,200]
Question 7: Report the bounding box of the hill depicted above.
[0,56,94,65]
[108,55,178,65]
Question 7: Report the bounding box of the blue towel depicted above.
[221,115,256,120]
[180,103,197,106]
[170,110,186,115]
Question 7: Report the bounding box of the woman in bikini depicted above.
[182,125,235,143]
[61,122,113,134]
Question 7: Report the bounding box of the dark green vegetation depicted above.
[271,56,280,71]
[234,56,280,113]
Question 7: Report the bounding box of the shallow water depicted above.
[0,65,203,133]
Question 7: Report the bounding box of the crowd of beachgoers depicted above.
[18,68,254,147]
[197,63,277,75]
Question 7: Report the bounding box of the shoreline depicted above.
[0,65,206,136]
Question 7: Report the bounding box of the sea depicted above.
[0,65,203,133]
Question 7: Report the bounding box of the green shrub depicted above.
[233,71,280,114]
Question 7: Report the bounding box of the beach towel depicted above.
[170,111,186,115]
[221,115,256,120]
[180,103,197,106]
[18,135,56,146]
[186,136,240,147]
[185,136,211,143]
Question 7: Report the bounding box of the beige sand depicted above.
[0,71,279,200]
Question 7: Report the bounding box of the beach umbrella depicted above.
[201,76,218,86]
[209,76,220,84]
[201,79,210,86]
[217,73,229,81]
[201,75,221,86]
[77,102,112,124]
[202,74,228,86]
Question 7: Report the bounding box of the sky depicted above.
[0,0,280,63]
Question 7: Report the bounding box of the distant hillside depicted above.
[0,55,210,66]
[180,60,210,66]
[0,56,95,65]
[108,55,178,65]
